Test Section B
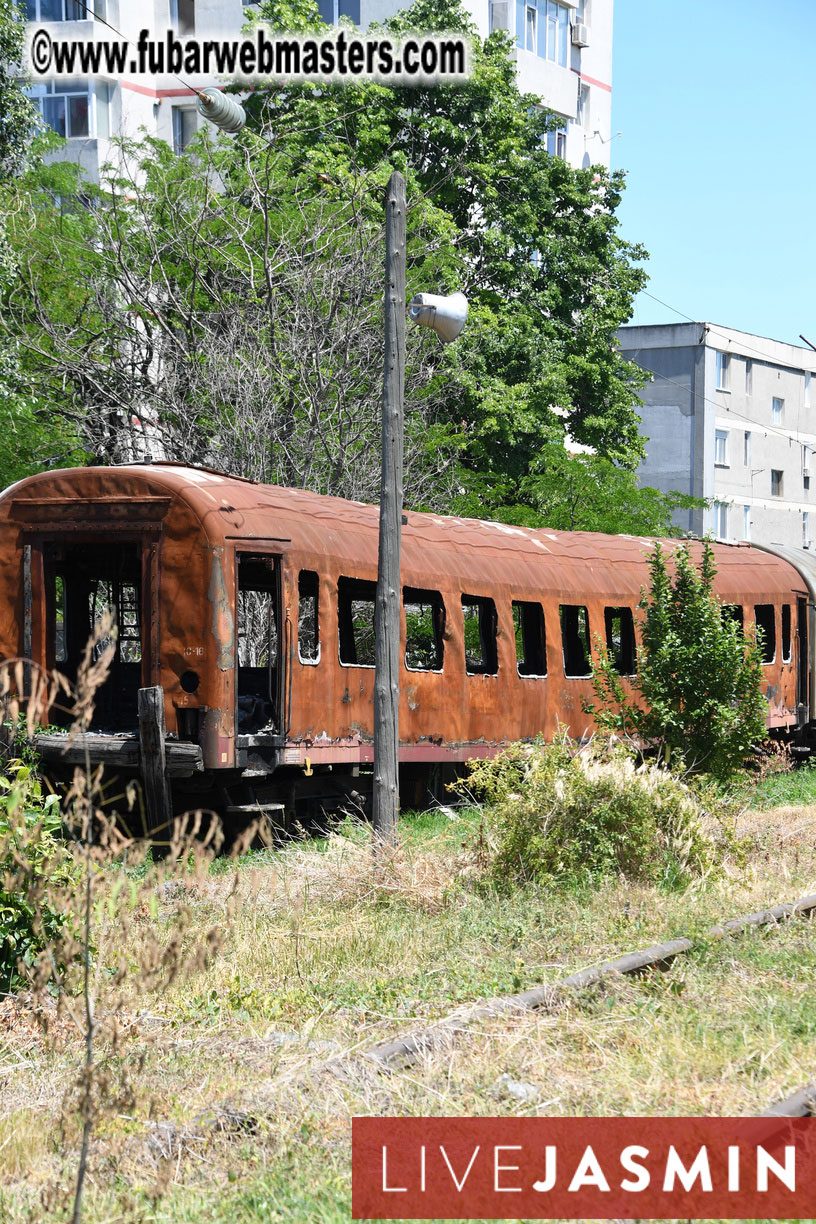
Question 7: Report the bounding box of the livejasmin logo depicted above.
[381,1139,795,1195]
[352,1117,816,1220]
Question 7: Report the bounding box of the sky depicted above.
[611,0,816,348]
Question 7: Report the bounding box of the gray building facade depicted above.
[619,322,816,552]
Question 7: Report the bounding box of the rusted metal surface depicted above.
[0,463,806,773]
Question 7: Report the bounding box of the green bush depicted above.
[0,758,78,991]
[463,737,724,890]
[588,540,767,782]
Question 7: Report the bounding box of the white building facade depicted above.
[25,0,613,178]
[618,322,816,553]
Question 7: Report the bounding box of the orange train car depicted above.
[0,462,813,826]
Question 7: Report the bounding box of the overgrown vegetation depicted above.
[0,757,77,992]
[462,736,726,890]
[0,794,811,1221]
[589,539,768,780]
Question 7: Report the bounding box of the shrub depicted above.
[0,758,79,991]
[463,737,724,890]
[588,540,767,781]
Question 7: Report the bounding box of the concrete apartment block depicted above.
[619,322,816,552]
[25,0,613,178]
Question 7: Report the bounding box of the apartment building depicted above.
[25,0,251,181]
[24,0,613,179]
[618,322,816,553]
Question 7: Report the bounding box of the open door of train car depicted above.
[42,539,150,730]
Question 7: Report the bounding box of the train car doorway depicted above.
[235,552,282,734]
[44,540,146,731]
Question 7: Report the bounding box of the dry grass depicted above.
[0,799,812,1222]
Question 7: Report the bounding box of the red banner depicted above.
[352,1116,816,1219]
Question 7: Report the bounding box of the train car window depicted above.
[754,604,776,664]
[512,601,547,676]
[237,559,278,665]
[404,587,445,672]
[338,576,376,666]
[560,605,592,677]
[54,575,67,663]
[722,604,744,631]
[461,595,498,675]
[603,607,636,675]
[298,570,320,664]
[89,578,142,662]
[782,603,792,663]
[237,554,280,732]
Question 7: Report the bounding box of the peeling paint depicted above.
[207,548,234,671]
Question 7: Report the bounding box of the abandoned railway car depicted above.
[0,462,814,829]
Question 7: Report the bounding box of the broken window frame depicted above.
[603,606,636,676]
[754,604,777,664]
[298,569,320,665]
[235,551,281,733]
[461,594,499,676]
[512,600,547,677]
[337,576,377,668]
[403,587,445,673]
[781,603,792,663]
[560,604,592,677]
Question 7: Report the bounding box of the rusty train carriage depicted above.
[0,463,812,827]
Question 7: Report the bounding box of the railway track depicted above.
[349,890,816,1073]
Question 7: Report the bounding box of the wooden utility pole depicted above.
[372,171,406,846]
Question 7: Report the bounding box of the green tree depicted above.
[452,448,703,535]
[0,0,39,181]
[249,0,650,493]
[588,540,767,780]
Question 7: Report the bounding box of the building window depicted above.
[170,0,195,34]
[743,505,750,541]
[714,501,728,539]
[30,79,90,138]
[806,371,812,409]
[575,84,589,128]
[545,0,569,65]
[172,106,197,153]
[771,469,783,497]
[772,396,784,425]
[745,359,752,395]
[714,429,729,467]
[26,0,105,18]
[743,430,751,466]
[489,0,511,31]
[804,512,811,548]
[525,4,536,49]
[715,351,730,390]
[545,127,567,157]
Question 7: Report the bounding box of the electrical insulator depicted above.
[196,87,246,133]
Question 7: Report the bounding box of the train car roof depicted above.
[0,463,803,601]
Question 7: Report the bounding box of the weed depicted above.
[462,735,728,890]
